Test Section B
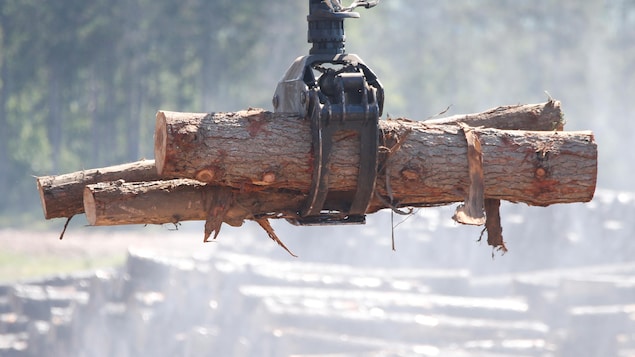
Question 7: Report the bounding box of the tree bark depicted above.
[37,159,164,219]
[421,100,563,130]
[154,104,595,209]
[83,179,204,226]
[154,101,564,183]
[83,180,304,227]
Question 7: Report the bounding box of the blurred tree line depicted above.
[0,0,632,222]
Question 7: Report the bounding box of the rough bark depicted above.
[83,180,304,227]
[37,160,163,219]
[422,100,564,130]
[155,105,595,209]
[154,100,564,182]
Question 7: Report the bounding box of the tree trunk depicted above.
[154,104,595,209]
[37,160,163,219]
[154,100,564,183]
[421,100,564,130]
[0,58,9,206]
[83,180,304,227]
[83,179,208,226]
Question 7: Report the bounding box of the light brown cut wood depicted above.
[84,179,204,226]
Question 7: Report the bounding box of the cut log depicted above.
[83,180,304,226]
[37,160,163,219]
[154,107,595,209]
[84,180,303,253]
[154,100,564,182]
[83,179,204,226]
[422,100,564,130]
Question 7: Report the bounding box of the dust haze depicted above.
[0,1,633,356]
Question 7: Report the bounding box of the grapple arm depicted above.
[272,0,383,225]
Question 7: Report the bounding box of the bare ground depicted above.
[1,229,201,257]
[0,223,226,282]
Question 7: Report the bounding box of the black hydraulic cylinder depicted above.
[307,0,359,55]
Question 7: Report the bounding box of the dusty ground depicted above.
[0,227,206,257]
[0,222,228,282]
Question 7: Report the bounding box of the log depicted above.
[83,180,304,226]
[154,101,564,183]
[154,105,595,209]
[36,160,164,219]
[422,100,564,130]
[84,180,306,252]
[83,179,205,226]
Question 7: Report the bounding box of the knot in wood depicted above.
[262,172,276,184]
[535,167,547,180]
[196,169,215,183]
[400,168,420,181]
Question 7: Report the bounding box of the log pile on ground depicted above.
[37,100,597,254]
[5,192,635,356]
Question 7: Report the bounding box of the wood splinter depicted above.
[453,123,486,226]
[256,218,297,257]
[482,198,506,253]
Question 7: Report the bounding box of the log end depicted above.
[36,177,51,219]
[83,186,98,226]
[543,98,564,131]
[154,111,168,176]
[585,131,599,202]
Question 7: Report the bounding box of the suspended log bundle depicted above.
[36,100,597,252]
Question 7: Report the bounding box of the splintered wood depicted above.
[453,124,486,226]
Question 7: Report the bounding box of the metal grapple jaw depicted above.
[273,1,383,226]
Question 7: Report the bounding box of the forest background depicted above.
[0,1,632,226]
